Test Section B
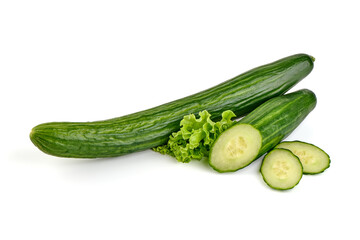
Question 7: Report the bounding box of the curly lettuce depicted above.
[153,110,236,163]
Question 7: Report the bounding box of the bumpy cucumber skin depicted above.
[241,89,317,157]
[260,148,303,191]
[275,141,330,174]
[209,89,317,172]
[30,54,314,158]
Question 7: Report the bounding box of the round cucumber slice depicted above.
[260,148,303,190]
[209,123,262,172]
[275,141,330,174]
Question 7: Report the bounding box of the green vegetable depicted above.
[30,54,314,158]
[260,148,303,190]
[153,110,236,163]
[275,141,330,174]
[209,89,317,172]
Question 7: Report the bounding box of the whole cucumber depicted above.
[30,54,314,158]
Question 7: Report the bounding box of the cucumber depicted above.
[30,54,314,158]
[209,89,317,172]
[260,148,303,190]
[275,141,330,174]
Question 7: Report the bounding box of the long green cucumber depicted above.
[209,89,317,172]
[30,54,314,158]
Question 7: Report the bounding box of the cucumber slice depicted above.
[275,141,330,174]
[260,149,303,190]
[209,124,262,172]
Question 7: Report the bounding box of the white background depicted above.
[1,1,359,239]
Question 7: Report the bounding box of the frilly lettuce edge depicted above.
[153,110,236,163]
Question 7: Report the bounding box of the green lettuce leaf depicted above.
[153,110,236,163]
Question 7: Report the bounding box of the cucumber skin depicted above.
[209,89,317,172]
[241,89,317,158]
[260,148,303,191]
[30,54,314,158]
[276,141,331,175]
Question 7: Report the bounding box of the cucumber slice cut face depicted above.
[260,149,303,190]
[209,124,262,172]
[275,141,330,174]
